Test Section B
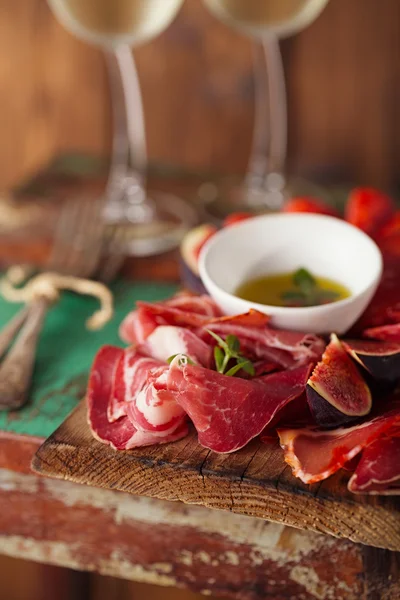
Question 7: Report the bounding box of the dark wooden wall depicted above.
[0,0,399,190]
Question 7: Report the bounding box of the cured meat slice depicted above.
[354,256,400,332]
[278,402,400,484]
[119,305,159,345]
[109,348,164,422]
[364,323,400,343]
[348,434,400,494]
[138,326,212,367]
[125,367,186,433]
[87,346,188,450]
[209,310,270,328]
[203,321,325,367]
[165,294,222,317]
[166,356,311,453]
[120,295,222,344]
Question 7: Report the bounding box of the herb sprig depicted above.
[206,330,255,377]
[282,267,339,307]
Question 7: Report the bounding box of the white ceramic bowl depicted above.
[198,213,383,335]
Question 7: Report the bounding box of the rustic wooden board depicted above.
[32,400,400,552]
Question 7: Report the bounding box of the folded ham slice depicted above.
[125,367,186,433]
[120,294,222,344]
[87,346,188,450]
[166,356,311,453]
[109,350,164,422]
[348,433,400,495]
[138,326,212,367]
[278,401,400,484]
[203,322,324,368]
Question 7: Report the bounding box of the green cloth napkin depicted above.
[0,281,177,437]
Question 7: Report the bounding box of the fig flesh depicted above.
[307,334,372,427]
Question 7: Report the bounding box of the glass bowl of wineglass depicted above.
[47,0,197,256]
[200,0,330,222]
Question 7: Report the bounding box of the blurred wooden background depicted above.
[0,0,399,192]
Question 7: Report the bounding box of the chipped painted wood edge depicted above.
[0,432,43,473]
[0,468,382,600]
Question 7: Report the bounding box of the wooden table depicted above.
[0,176,399,599]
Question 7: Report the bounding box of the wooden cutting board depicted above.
[32,400,400,552]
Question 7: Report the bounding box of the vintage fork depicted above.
[0,197,125,410]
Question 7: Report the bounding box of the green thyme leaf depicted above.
[226,334,240,353]
[237,357,256,376]
[206,329,229,352]
[167,354,195,366]
[225,363,246,377]
[207,330,255,377]
[214,346,224,373]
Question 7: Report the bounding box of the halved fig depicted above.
[306,334,372,427]
[364,323,400,343]
[343,339,400,383]
[180,224,218,293]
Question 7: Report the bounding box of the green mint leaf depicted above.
[293,268,316,295]
[239,359,256,376]
[225,363,245,377]
[214,346,224,373]
[226,334,240,353]
[206,329,229,352]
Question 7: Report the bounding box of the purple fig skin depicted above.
[180,259,207,295]
[306,384,362,428]
[343,341,400,383]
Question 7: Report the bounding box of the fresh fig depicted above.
[180,223,217,293]
[343,339,400,383]
[345,187,394,237]
[364,323,400,343]
[306,334,372,427]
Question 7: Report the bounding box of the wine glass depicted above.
[201,0,330,221]
[47,0,197,256]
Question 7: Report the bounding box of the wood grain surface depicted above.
[2,467,382,600]
[1,0,400,190]
[32,400,400,553]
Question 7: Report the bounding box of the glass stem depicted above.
[245,36,287,208]
[104,45,154,223]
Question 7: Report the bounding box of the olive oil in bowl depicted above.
[236,268,351,308]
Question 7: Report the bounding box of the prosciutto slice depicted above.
[203,322,324,368]
[120,294,222,344]
[109,349,164,422]
[278,402,400,484]
[354,257,400,332]
[111,347,186,434]
[125,367,186,433]
[87,346,189,450]
[348,434,400,495]
[138,326,212,367]
[166,356,311,453]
